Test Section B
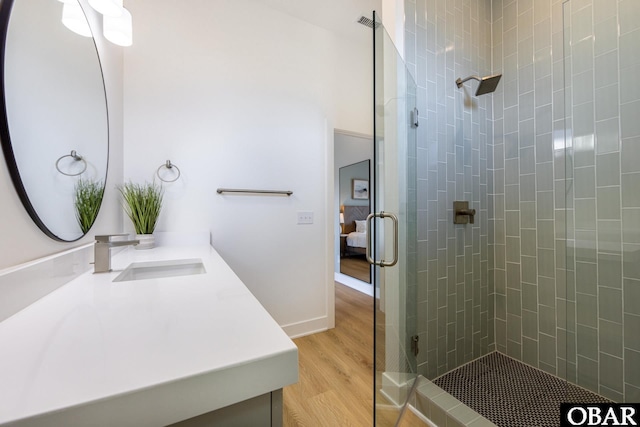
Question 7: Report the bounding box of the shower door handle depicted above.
[366,211,399,267]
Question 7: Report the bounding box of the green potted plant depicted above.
[118,181,163,249]
[74,179,104,234]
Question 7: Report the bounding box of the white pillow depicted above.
[355,220,366,233]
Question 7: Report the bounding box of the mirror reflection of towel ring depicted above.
[157,160,181,183]
[55,150,87,176]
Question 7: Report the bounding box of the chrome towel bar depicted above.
[216,188,293,196]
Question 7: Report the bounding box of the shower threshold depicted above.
[413,352,611,427]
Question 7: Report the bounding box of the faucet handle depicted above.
[95,234,131,243]
[453,201,476,225]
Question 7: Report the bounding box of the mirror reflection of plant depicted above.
[74,179,104,233]
[118,181,163,235]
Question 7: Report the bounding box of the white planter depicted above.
[135,234,155,250]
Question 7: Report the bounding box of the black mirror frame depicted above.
[0,0,110,242]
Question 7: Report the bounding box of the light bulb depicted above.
[61,1,92,37]
[103,6,132,46]
[88,0,123,17]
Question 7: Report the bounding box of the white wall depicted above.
[0,0,123,271]
[123,0,372,337]
[382,0,405,60]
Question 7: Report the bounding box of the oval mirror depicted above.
[0,0,109,241]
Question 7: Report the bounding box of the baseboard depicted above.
[380,371,415,407]
[281,316,329,339]
[334,272,374,296]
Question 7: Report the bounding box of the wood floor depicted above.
[340,256,371,283]
[283,283,428,427]
[283,282,374,426]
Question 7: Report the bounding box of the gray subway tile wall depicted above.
[405,0,640,402]
[406,0,494,378]
[565,0,640,401]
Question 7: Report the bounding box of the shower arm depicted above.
[455,76,481,88]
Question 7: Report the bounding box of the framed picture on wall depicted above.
[352,179,369,200]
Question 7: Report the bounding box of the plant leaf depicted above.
[118,181,164,234]
[74,179,104,233]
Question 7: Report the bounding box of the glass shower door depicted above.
[371,11,419,426]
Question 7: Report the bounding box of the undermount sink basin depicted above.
[113,259,206,282]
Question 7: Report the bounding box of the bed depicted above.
[342,205,370,256]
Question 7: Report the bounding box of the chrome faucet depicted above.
[94,234,140,273]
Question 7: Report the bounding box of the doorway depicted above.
[333,130,374,294]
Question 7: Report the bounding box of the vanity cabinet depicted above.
[170,390,282,427]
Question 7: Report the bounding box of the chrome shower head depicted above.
[456,73,502,96]
[357,15,380,29]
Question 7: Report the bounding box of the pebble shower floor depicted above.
[433,352,611,427]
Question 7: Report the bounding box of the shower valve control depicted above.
[454,201,476,225]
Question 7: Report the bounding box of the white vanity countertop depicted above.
[0,244,298,427]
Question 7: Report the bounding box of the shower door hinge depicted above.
[411,335,419,357]
[411,108,419,128]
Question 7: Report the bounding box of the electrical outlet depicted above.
[297,211,314,224]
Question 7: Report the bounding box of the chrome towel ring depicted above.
[55,150,87,176]
[157,160,181,183]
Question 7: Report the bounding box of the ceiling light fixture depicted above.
[103,5,132,46]
[59,0,133,47]
[87,0,123,17]
[61,1,92,37]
